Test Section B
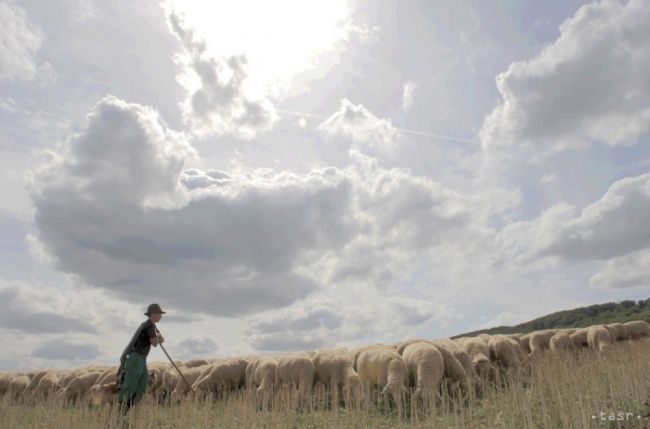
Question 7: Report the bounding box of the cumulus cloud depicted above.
[496,173,650,292]
[178,336,218,357]
[245,294,450,352]
[590,249,650,289]
[0,1,50,82]
[536,173,650,261]
[0,286,96,334]
[401,82,418,113]
[32,95,359,317]
[319,99,399,157]
[168,11,277,139]
[481,0,650,153]
[31,340,100,361]
[32,94,486,328]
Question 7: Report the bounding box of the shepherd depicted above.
[116,303,166,412]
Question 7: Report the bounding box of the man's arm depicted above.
[147,323,160,347]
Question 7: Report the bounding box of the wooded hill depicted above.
[453,298,650,338]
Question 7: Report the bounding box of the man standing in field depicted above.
[117,303,166,412]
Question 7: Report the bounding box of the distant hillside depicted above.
[453,298,650,338]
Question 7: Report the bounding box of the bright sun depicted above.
[167,0,353,99]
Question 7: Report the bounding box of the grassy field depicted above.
[3,340,650,429]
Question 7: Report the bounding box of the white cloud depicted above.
[401,81,418,113]
[168,11,278,139]
[245,294,447,352]
[318,99,399,157]
[0,0,52,82]
[0,149,38,221]
[536,173,650,261]
[481,0,650,153]
[31,340,100,361]
[480,311,524,329]
[32,95,360,317]
[0,280,97,334]
[590,249,650,289]
[541,173,557,184]
[178,336,218,358]
[496,173,650,269]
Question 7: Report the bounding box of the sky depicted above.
[1,0,649,371]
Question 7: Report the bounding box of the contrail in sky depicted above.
[276,108,478,145]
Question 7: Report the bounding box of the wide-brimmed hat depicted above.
[145,303,167,316]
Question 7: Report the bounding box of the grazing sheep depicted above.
[401,342,444,397]
[88,382,119,406]
[0,372,14,396]
[312,348,360,405]
[275,353,315,408]
[160,368,179,397]
[420,341,470,393]
[488,335,529,376]
[529,330,556,355]
[25,370,50,394]
[147,362,170,399]
[58,367,95,390]
[169,365,211,401]
[519,334,532,354]
[624,320,650,340]
[192,358,249,396]
[587,325,612,353]
[180,358,211,369]
[357,346,408,408]
[394,339,427,356]
[246,357,278,395]
[95,367,118,386]
[477,334,492,344]
[56,371,102,404]
[605,323,628,342]
[458,337,492,378]
[506,334,522,345]
[570,328,589,348]
[549,332,575,354]
[7,374,29,400]
[430,339,479,390]
[350,343,387,372]
[33,372,59,400]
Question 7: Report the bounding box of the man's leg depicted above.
[118,353,145,413]
[134,362,149,403]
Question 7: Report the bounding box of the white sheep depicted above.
[356,346,407,409]
[457,337,493,379]
[488,335,529,377]
[430,339,478,392]
[275,352,315,409]
[0,372,14,396]
[246,357,278,395]
[7,374,29,400]
[56,371,102,404]
[529,330,556,355]
[604,323,628,342]
[587,325,612,353]
[312,348,360,407]
[519,334,532,354]
[192,358,249,397]
[33,372,60,400]
[169,365,212,401]
[549,332,575,354]
[570,328,589,348]
[623,320,650,340]
[401,342,444,398]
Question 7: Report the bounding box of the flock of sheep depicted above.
[1,320,649,410]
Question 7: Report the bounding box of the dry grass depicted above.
[3,340,650,429]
